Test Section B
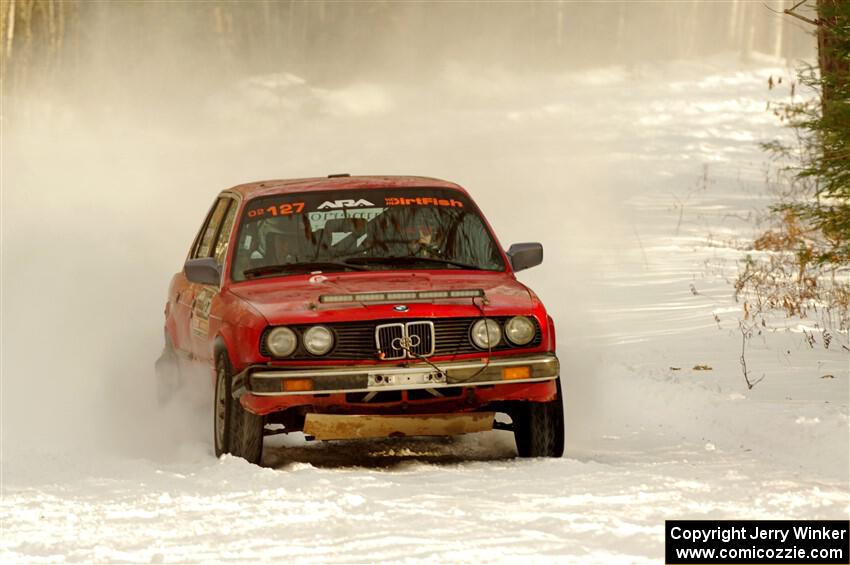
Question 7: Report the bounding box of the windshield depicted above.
[230,188,505,281]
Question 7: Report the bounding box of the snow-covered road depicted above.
[4,436,845,564]
[3,55,848,563]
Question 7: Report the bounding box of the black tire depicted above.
[513,379,565,458]
[237,407,265,465]
[213,351,264,464]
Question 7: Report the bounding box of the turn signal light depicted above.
[282,378,313,392]
[502,366,531,381]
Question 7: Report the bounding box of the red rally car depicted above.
[159,175,563,464]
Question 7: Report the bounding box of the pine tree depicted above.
[768,0,850,264]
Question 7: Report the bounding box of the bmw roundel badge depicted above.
[393,305,409,312]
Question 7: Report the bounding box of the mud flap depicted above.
[303,412,495,441]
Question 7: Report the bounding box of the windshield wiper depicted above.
[243,261,367,279]
[344,255,486,270]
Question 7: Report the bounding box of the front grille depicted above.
[406,321,435,357]
[376,323,406,360]
[345,387,465,404]
[346,391,402,403]
[375,321,435,360]
[260,317,541,360]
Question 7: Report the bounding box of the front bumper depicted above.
[240,353,559,397]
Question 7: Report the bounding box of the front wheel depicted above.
[513,379,565,458]
[214,352,264,464]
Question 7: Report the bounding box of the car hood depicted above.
[228,271,535,324]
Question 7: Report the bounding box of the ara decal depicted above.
[317,199,375,210]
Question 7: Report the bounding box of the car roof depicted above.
[226,175,468,200]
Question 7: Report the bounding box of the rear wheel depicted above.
[214,351,264,464]
[513,379,565,458]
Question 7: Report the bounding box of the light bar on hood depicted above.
[319,289,484,304]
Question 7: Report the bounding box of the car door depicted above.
[190,195,239,363]
[170,198,225,354]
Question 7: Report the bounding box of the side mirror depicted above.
[184,257,222,286]
[507,242,543,272]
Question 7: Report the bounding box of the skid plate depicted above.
[303,412,495,441]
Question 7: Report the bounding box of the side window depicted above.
[213,200,238,265]
[194,198,229,259]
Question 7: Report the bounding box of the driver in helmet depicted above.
[251,218,300,265]
[406,211,444,258]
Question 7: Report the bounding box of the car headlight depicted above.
[470,318,502,349]
[266,327,297,357]
[303,325,334,355]
[505,316,535,345]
